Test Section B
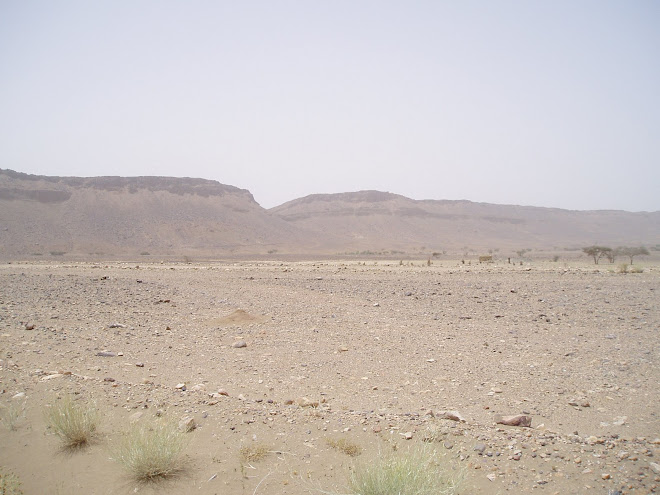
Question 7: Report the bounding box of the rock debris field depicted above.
[1,260,659,494]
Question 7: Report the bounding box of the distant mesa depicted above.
[1,169,658,259]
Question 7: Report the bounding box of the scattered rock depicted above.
[12,392,25,399]
[135,362,144,367]
[175,383,186,391]
[612,416,627,426]
[437,410,466,422]
[103,377,116,382]
[108,323,127,328]
[649,462,660,475]
[24,323,35,330]
[402,431,413,440]
[494,414,532,427]
[96,351,117,357]
[474,443,486,454]
[129,411,143,423]
[297,397,319,408]
[41,373,63,381]
[217,388,229,396]
[232,340,247,349]
[179,415,196,432]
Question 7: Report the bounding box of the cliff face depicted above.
[0,169,305,258]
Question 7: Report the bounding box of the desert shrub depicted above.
[45,395,99,449]
[348,445,461,495]
[0,468,23,495]
[618,263,629,274]
[49,251,66,256]
[326,437,362,457]
[629,265,644,273]
[112,419,188,481]
[140,251,150,256]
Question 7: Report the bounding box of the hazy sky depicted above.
[1,1,659,211]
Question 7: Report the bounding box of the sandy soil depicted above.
[1,259,659,494]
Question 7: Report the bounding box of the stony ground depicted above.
[1,259,659,495]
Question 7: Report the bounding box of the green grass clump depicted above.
[348,445,461,495]
[45,395,99,449]
[113,420,188,481]
[0,467,23,495]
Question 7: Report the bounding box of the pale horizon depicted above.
[1,1,659,212]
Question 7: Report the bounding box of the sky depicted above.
[1,1,659,211]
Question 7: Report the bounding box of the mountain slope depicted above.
[270,190,660,252]
[0,169,308,258]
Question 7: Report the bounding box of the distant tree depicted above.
[582,246,611,264]
[617,246,650,265]
[604,248,616,264]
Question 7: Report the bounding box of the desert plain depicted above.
[1,258,659,494]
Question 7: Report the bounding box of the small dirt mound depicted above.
[211,309,264,326]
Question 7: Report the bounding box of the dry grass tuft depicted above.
[0,467,23,495]
[1,402,25,432]
[112,419,188,481]
[421,423,446,443]
[239,444,270,463]
[348,444,461,495]
[326,437,362,457]
[45,395,99,449]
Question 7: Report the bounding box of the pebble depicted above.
[297,397,319,408]
[437,410,466,422]
[179,415,196,432]
[42,374,63,381]
[494,414,532,427]
[129,411,143,423]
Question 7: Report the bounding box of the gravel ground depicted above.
[1,259,659,494]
